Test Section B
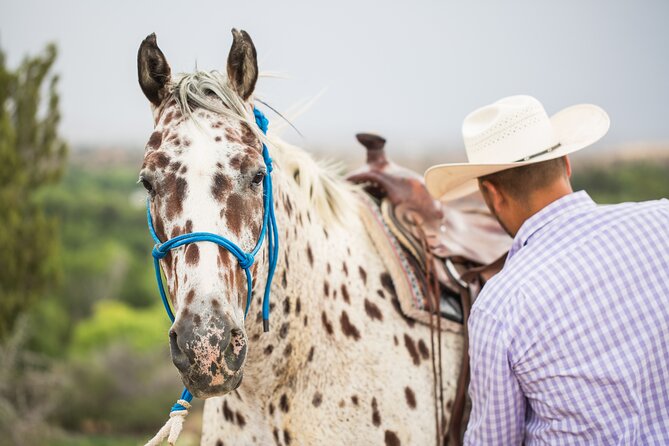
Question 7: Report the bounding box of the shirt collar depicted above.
[507,190,596,260]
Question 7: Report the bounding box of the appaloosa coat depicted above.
[137,30,464,445]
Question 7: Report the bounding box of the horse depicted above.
[136,29,466,445]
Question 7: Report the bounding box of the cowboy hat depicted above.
[424,95,610,201]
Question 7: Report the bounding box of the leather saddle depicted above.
[347,133,510,320]
[347,133,512,445]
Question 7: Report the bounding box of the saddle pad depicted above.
[357,193,464,334]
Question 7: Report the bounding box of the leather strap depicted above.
[443,253,506,445]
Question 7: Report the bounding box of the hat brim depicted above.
[424,104,610,201]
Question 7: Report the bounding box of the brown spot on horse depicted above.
[166,175,187,219]
[162,111,174,126]
[240,122,258,147]
[212,172,232,200]
[170,225,183,238]
[417,339,430,360]
[225,193,244,236]
[341,284,350,304]
[358,266,367,284]
[279,394,289,412]
[235,412,246,427]
[222,400,234,422]
[312,392,323,407]
[155,152,171,168]
[218,246,232,269]
[185,244,200,265]
[147,131,162,150]
[404,387,416,409]
[371,398,381,426]
[279,322,289,339]
[321,312,334,335]
[185,289,195,305]
[225,128,242,144]
[364,299,383,321]
[230,155,242,169]
[306,244,314,266]
[384,430,401,446]
[403,334,420,366]
[340,311,361,340]
[380,272,395,297]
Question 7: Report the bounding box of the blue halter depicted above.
[146,107,279,412]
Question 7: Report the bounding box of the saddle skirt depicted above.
[348,133,512,328]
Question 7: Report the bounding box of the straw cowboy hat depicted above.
[424,95,610,201]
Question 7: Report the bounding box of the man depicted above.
[424,95,669,444]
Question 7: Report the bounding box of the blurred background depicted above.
[1,1,668,445]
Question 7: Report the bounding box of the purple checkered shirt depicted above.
[464,191,669,445]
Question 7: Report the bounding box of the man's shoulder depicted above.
[472,196,669,329]
[592,197,669,223]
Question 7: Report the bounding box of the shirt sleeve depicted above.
[464,307,526,445]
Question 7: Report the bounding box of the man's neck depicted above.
[511,183,573,236]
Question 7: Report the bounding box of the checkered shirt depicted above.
[464,191,669,445]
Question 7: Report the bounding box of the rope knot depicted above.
[253,107,269,134]
[238,253,254,269]
[170,399,192,412]
[152,244,167,259]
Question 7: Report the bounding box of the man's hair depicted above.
[478,156,568,200]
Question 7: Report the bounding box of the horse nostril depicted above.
[169,329,178,348]
[169,328,190,373]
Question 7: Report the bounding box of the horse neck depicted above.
[240,144,380,396]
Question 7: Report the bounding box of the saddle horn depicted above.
[356,133,387,168]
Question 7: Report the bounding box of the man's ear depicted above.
[479,179,505,215]
[564,155,572,178]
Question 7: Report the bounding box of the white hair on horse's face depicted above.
[168,70,358,227]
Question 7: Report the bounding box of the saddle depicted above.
[347,133,512,445]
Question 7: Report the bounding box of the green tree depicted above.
[0,43,68,340]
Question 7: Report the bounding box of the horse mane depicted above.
[171,70,358,226]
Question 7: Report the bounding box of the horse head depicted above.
[137,30,267,398]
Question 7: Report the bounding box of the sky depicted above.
[1,0,668,155]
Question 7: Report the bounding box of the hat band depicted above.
[514,143,562,163]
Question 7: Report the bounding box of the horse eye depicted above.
[138,177,153,193]
[252,171,266,186]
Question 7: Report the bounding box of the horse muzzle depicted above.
[169,310,247,398]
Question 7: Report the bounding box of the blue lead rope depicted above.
[146,107,279,416]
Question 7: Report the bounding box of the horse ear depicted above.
[137,33,172,106]
[227,29,258,101]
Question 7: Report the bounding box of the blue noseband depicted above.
[146,107,279,411]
